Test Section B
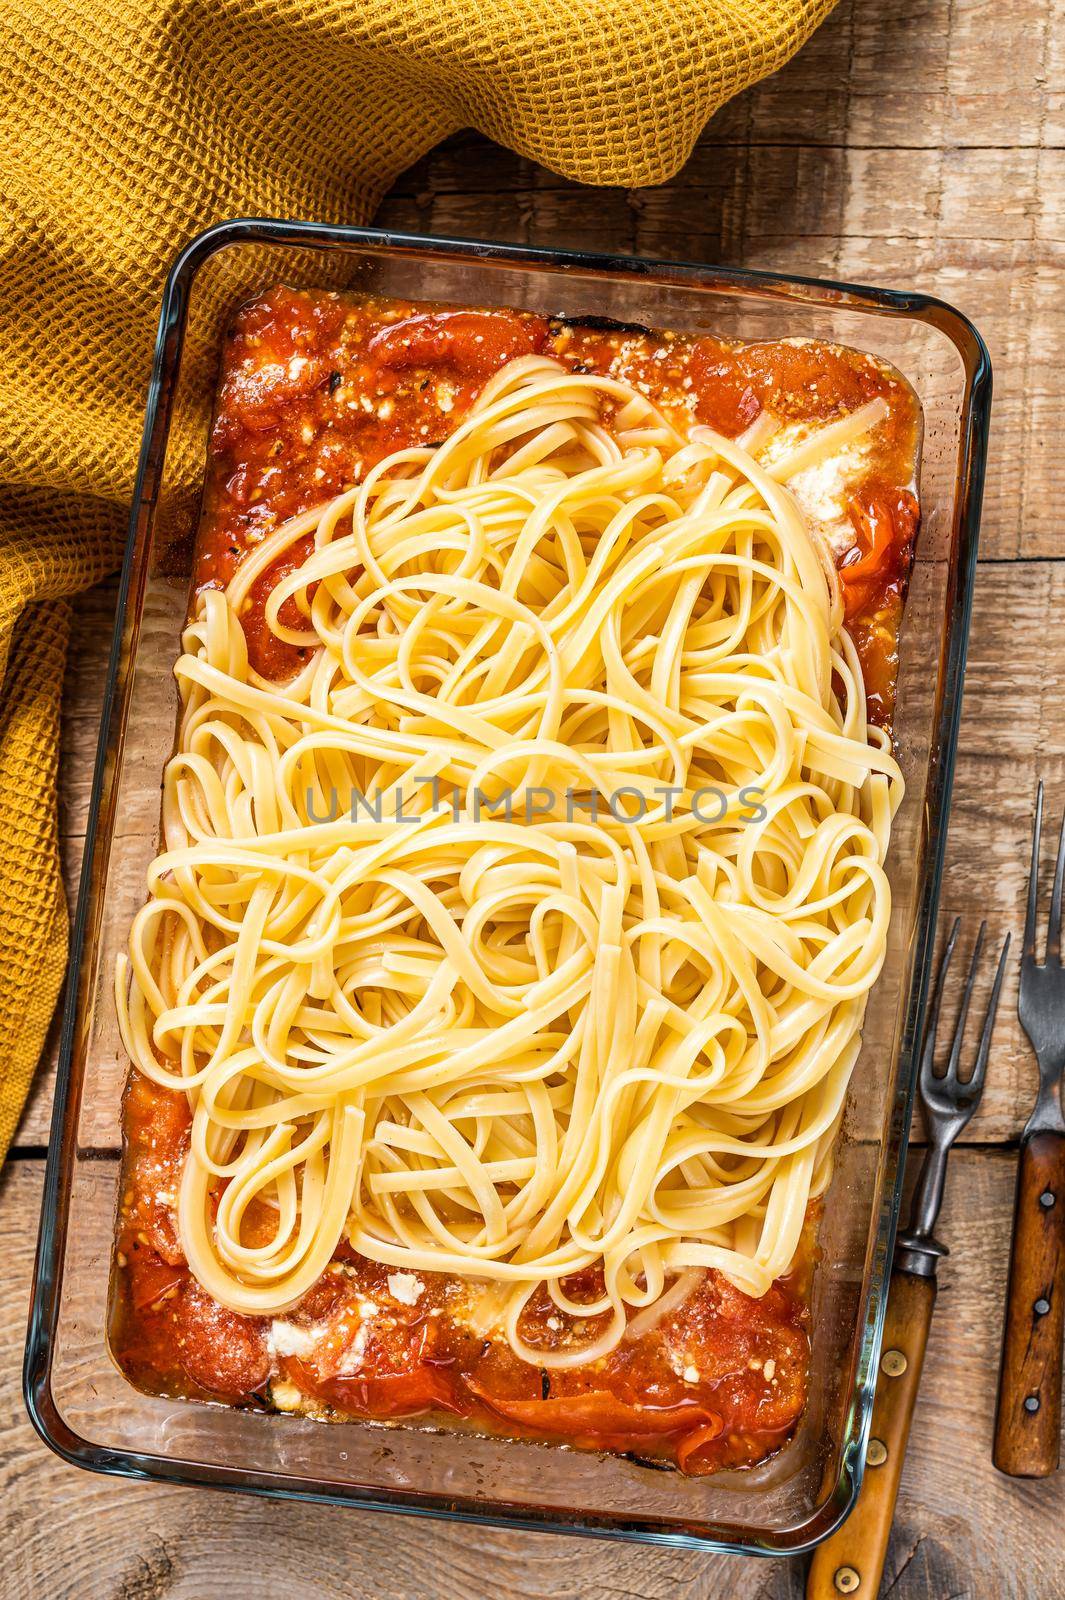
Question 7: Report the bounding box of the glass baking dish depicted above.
[24,219,990,1555]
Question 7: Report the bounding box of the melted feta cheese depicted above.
[268,1320,322,1359]
[756,419,872,558]
[270,1380,304,1410]
[387,1271,424,1306]
[335,1317,374,1375]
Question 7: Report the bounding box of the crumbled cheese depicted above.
[387,1271,424,1305]
[546,1316,561,1331]
[436,381,455,414]
[271,1380,303,1411]
[335,1317,373,1375]
[763,1358,776,1381]
[789,442,870,545]
[683,1364,699,1385]
[447,1280,507,1337]
[268,1320,322,1359]
[759,418,882,559]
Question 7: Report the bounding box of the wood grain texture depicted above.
[5,0,1064,1591]
[807,1271,937,1600]
[4,1154,1062,1600]
[373,0,1064,563]
[993,1130,1065,1476]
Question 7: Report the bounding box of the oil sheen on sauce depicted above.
[112,289,921,1476]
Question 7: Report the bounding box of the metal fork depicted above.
[808,919,1009,1600]
[994,781,1065,1477]
[895,917,1010,1279]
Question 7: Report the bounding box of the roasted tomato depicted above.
[466,1381,722,1453]
[368,310,549,377]
[279,1280,463,1418]
[120,1074,188,1266]
[840,483,919,620]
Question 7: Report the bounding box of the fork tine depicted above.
[1047,809,1065,964]
[920,916,961,1092]
[1024,780,1044,959]
[944,919,987,1082]
[966,932,1011,1096]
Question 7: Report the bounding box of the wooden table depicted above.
[4,1,1063,1593]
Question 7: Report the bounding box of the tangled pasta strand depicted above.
[117,355,901,1369]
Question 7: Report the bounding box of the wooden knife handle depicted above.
[993,1127,1065,1477]
[806,1270,935,1600]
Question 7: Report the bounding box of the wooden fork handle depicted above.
[993,1128,1065,1477]
[806,1270,935,1600]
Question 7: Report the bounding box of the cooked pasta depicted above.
[116,353,902,1371]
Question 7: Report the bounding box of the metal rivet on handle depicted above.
[867,1437,888,1466]
[1035,1297,1051,1317]
[1039,1190,1056,1209]
[881,1348,908,1377]
[1024,1394,1041,1414]
[834,1567,861,1594]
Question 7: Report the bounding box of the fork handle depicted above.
[993,1128,1065,1477]
[806,1270,936,1600]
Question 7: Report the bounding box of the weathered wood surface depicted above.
[3,1154,1061,1600]
[5,0,1064,1592]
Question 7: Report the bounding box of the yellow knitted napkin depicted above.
[0,0,834,1159]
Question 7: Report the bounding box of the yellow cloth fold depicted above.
[0,0,834,1159]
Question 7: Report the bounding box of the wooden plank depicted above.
[374,0,1056,163]
[368,0,1063,564]
[2,1152,1057,1598]
[378,162,1063,564]
[4,0,1063,1587]
[18,556,1061,1148]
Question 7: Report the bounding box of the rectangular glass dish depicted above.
[25,220,990,1555]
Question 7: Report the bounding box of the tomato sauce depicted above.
[114,288,921,1473]
[114,1081,811,1473]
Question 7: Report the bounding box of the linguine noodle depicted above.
[116,354,901,1370]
